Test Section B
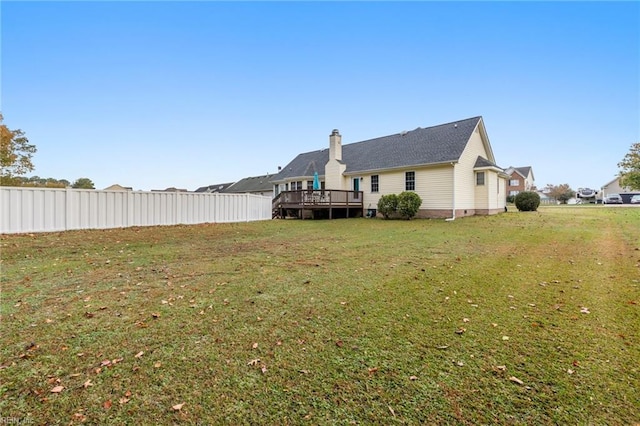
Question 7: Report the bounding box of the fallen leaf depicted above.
[496,365,507,371]
[119,397,130,404]
[252,342,258,349]
[462,318,470,323]
[509,376,524,385]
[567,369,575,375]
[502,336,510,341]
[172,402,185,411]
[247,358,260,366]
[134,351,144,358]
[154,362,162,368]
[335,340,344,348]
[580,307,590,314]
[368,367,379,374]
[409,375,418,381]
[455,328,466,335]
[261,366,268,374]
[436,345,449,350]
[51,385,64,393]
[103,400,112,409]
[83,379,93,388]
[388,406,396,417]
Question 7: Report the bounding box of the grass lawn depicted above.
[1,206,638,425]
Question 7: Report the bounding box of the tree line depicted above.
[1,113,94,189]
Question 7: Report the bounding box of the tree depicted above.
[1,113,37,186]
[545,183,575,204]
[618,142,640,190]
[72,178,95,189]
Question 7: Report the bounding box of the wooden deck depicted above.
[272,190,364,219]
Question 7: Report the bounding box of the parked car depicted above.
[630,194,640,204]
[603,193,623,204]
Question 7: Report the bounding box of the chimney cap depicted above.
[331,129,340,136]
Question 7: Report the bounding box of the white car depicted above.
[603,193,623,204]
[630,195,640,204]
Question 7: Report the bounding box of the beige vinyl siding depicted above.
[456,127,490,210]
[360,165,454,211]
[474,172,489,210]
[416,166,454,209]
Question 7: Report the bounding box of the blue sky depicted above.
[2,1,638,191]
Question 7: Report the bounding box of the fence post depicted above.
[65,187,73,231]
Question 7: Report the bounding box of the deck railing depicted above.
[272,189,363,214]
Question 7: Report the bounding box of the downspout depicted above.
[446,162,456,221]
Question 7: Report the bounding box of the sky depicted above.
[2,1,639,192]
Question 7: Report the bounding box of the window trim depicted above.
[405,171,415,191]
[476,171,485,186]
[371,175,379,193]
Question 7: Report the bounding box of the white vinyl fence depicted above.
[1,187,273,234]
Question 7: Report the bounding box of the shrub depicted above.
[506,194,516,204]
[377,194,399,219]
[514,191,541,212]
[397,191,422,219]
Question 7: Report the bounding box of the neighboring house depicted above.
[194,183,235,193]
[223,174,274,197]
[536,190,556,205]
[504,166,535,196]
[151,187,189,192]
[270,116,507,219]
[104,184,133,191]
[600,176,639,203]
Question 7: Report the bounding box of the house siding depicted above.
[457,127,487,211]
[358,165,454,214]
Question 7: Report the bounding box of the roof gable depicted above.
[273,116,483,181]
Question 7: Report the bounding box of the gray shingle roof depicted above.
[474,156,500,168]
[272,116,482,181]
[195,182,235,193]
[224,174,274,193]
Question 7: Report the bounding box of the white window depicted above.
[510,179,520,186]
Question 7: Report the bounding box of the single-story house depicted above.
[270,116,507,219]
[223,174,274,197]
[504,166,535,196]
[194,183,235,193]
